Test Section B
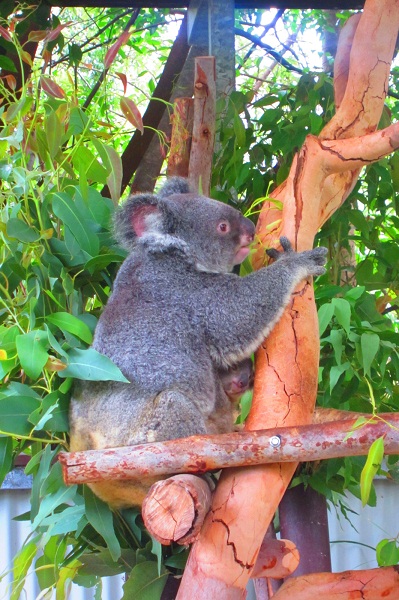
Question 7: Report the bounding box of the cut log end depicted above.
[142,474,212,546]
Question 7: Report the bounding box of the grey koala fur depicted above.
[69,177,327,507]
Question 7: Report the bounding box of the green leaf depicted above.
[45,109,63,159]
[31,483,78,529]
[83,486,121,561]
[122,561,168,600]
[66,106,89,137]
[11,540,38,600]
[332,298,351,335]
[318,302,334,336]
[41,391,69,432]
[92,139,122,204]
[0,436,13,485]
[69,42,83,66]
[376,539,399,567]
[0,55,17,72]
[0,396,40,436]
[41,504,85,536]
[329,362,350,393]
[360,436,384,506]
[72,146,108,184]
[85,253,125,274]
[16,330,49,379]
[329,329,343,365]
[361,332,380,376]
[345,286,365,301]
[56,559,82,600]
[233,113,246,147]
[46,312,93,345]
[50,191,100,257]
[6,218,40,243]
[59,348,129,382]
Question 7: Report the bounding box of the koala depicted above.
[219,359,254,404]
[69,177,327,507]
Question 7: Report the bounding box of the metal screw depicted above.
[269,435,282,448]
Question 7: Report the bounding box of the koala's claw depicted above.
[266,236,293,260]
[280,236,292,253]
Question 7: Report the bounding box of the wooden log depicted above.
[272,566,399,600]
[142,474,212,546]
[167,97,194,178]
[188,56,216,195]
[59,413,399,484]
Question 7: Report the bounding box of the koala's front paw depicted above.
[267,237,327,277]
[299,246,328,277]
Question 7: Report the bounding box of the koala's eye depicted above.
[217,221,230,234]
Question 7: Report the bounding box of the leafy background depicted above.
[0,4,398,598]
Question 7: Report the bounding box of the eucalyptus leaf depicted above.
[6,218,40,243]
[15,330,49,379]
[83,486,121,561]
[50,191,99,257]
[122,561,168,600]
[60,348,129,382]
[46,312,93,345]
[318,302,334,336]
[0,436,13,485]
[361,332,380,376]
[0,395,40,436]
[332,298,351,335]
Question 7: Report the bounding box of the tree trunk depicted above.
[177,1,399,596]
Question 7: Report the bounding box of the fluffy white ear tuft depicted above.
[131,205,161,237]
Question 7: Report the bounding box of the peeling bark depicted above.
[167,97,194,178]
[188,57,216,195]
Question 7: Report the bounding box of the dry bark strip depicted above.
[59,413,399,484]
[188,56,216,195]
[167,97,194,178]
[177,1,399,597]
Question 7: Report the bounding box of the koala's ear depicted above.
[114,193,163,249]
[158,177,192,197]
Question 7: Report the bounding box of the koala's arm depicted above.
[203,242,327,367]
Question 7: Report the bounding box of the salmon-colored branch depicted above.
[272,566,399,600]
[333,13,362,110]
[321,0,399,140]
[319,122,399,173]
[59,413,399,484]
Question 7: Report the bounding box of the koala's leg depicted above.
[131,389,209,444]
[88,391,209,508]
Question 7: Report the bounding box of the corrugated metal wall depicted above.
[1,477,397,599]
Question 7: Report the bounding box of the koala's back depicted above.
[93,249,215,395]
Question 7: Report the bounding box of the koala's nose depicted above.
[243,233,254,245]
[243,218,255,242]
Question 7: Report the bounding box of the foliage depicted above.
[0,4,398,598]
[0,5,185,599]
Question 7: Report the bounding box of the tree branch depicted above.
[59,413,399,484]
[272,566,399,600]
[234,27,303,74]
